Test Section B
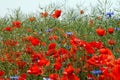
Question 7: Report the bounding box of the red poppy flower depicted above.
[24,46,33,54]
[27,63,42,76]
[111,65,120,80]
[52,10,62,18]
[46,49,57,56]
[60,75,68,80]
[108,39,116,45]
[38,59,50,67]
[15,52,22,58]
[48,43,56,50]
[12,21,21,28]
[89,41,104,49]
[54,61,62,71]
[0,70,5,76]
[87,55,107,66]
[96,28,106,36]
[57,48,68,55]
[115,58,120,65]
[108,27,114,34]
[84,43,95,54]
[18,73,26,80]
[16,61,26,68]
[3,26,12,31]
[48,35,58,40]
[31,38,40,46]
[100,67,112,79]
[86,74,96,80]
[0,78,8,80]
[31,53,43,62]
[3,39,18,46]
[70,37,86,47]
[63,65,74,75]
[87,49,115,67]
[99,48,108,54]
[98,75,105,80]
[69,45,77,55]
[49,73,59,80]
[67,74,80,80]
[75,68,81,74]
[40,12,48,17]
[27,36,34,41]
[29,17,35,22]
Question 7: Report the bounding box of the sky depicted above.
[0,0,119,17]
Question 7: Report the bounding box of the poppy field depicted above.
[0,1,120,80]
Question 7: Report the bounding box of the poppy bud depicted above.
[108,27,114,34]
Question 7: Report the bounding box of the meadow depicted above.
[0,0,120,80]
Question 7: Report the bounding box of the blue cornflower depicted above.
[106,12,114,18]
[91,70,102,75]
[114,27,120,31]
[10,76,18,80]
[43,77,50,80]
[65,46,71,49]
[45,28,52,32]
[66,32,73,35]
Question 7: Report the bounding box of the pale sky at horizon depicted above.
[0,0,119,17]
